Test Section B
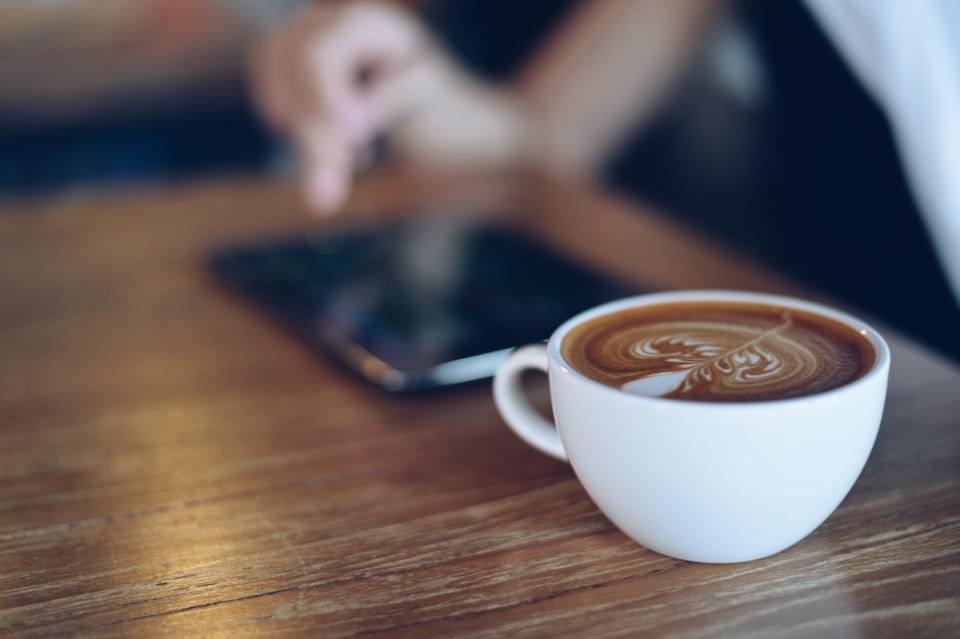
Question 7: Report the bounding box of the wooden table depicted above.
[1,172,958,637]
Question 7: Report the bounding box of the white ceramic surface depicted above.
[493,290,890,563]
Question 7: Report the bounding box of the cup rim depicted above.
[548,289,891,408]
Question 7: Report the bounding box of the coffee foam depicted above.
[561,302,875,402]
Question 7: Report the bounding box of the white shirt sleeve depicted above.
[803,0,960,303]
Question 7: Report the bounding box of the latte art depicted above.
[561,302,876,402]
[610,316,821,399]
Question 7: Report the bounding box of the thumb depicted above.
[297,122,354,214]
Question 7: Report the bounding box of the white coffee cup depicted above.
[493,290,890,563]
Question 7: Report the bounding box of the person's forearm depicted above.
[514,0,724,177]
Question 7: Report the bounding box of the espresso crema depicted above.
[561,301,876,402]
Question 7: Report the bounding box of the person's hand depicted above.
[251,0,530,214]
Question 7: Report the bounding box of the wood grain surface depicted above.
[1,171,958,638]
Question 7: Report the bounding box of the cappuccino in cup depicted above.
[561,301,876,402]
[494,291,889,563]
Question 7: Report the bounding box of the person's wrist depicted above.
[495,90,542,170]
[509,90,587,179]
[507,89,547,170]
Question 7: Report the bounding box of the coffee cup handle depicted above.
[493,344,568,462]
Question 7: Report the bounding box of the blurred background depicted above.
[2,0,957,360]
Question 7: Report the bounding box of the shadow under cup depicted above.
[494,291,890,563]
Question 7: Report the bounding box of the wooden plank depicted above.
[0,172,957,637]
